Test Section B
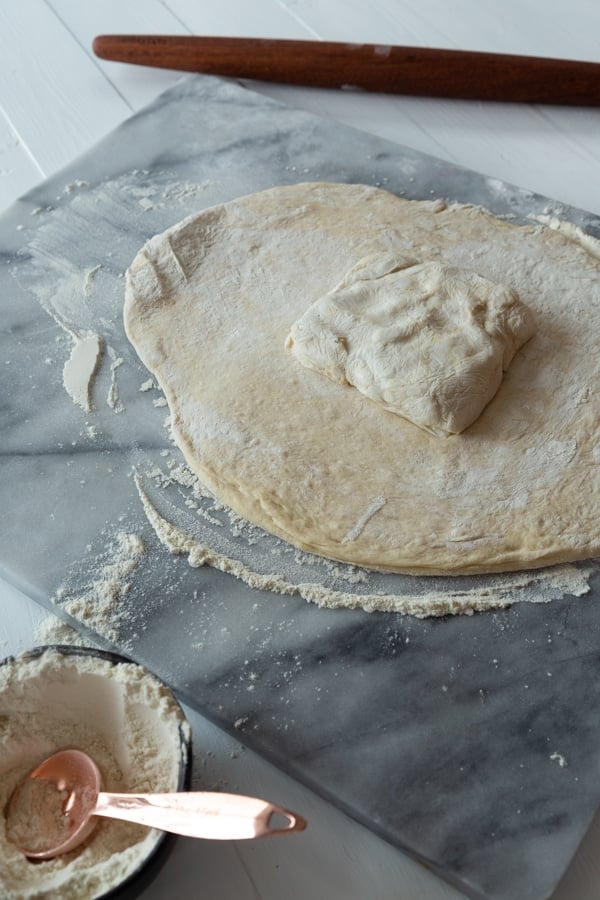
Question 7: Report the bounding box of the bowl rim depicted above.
[0,643,193,900]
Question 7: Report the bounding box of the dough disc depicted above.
[125,182,599,575]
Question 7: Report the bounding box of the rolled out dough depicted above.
[124,182,599,576]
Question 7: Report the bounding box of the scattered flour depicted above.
[133,472,594,618]
[34,613,86,647]
[83,264,102,296]
[62,332,103,412]
[106,346,124,413]
[550,752,568,768]
[53,532,145,643]
[18,171,212,417]
[342,497,387,545]
[64,179,89,194]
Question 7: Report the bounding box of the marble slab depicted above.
[1,75,599,900]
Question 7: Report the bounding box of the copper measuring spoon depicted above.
[6,749,306,860]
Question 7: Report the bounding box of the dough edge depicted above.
[124,181,600,578]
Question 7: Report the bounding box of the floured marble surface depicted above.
[1,75,600,900]
[132,461,595,618]
[9,167,598,618]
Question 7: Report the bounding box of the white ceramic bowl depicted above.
[0,644,191,900]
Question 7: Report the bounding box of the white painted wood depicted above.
[0,112,43,210]
[1,2,600,898]
[162,0,313,39]
[47,0,189,109]
[366,0,600,57]
[277,0,600,55]
[0,1,599,211]
[0,1,131,175]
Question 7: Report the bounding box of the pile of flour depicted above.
[0,647,189,899]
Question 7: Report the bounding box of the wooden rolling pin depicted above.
[92,35,600,105]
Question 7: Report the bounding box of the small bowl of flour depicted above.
[0,644,191,899]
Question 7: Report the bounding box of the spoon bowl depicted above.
[6,748,306,860]
[6,749,103,859]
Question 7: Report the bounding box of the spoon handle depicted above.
[94,791,306,840]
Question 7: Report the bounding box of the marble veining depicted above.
[1,75,599,900]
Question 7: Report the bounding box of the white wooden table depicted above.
[1,3,599,897]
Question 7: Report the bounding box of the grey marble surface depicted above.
[1,75,599,900]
